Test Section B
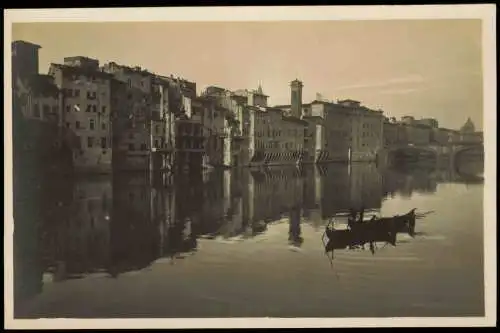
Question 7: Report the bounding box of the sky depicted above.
[12,19,483,130]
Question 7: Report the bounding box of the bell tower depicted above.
[290,79,303,118]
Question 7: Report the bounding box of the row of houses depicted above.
[12,40,482,174]
[383,115,483,147]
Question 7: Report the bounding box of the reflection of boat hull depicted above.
[325,227,396,251]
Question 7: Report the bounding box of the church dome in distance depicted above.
[460,117,476,133]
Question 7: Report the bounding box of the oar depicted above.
[331,252,340,280]
[415,210,435,218]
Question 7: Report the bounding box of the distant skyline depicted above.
[12,19,483,130]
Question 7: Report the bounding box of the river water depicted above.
[13,160,485,318]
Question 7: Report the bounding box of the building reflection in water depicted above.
[14,159,484,309]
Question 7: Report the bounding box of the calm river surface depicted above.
[13,160,484,318]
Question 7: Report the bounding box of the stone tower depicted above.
[290,79,303,119]
[12,40,41,83]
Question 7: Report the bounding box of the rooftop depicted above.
[251,90,269,97]
[12,40,41,49]
[265,107,283,113]
[205,85,227,92]
[50,63,115,80]
[234,88,269,97]
[25,74,60,97]
[337,99,361,106]
[282,115,308,125]
[104,61,153,77]
[273,103,312,108]
[64,56,98,62]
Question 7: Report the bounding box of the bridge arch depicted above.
[452,144,484,171]
[453,144,484,159]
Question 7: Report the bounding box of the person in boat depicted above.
[347,208,357,230]
[358,206,365,224]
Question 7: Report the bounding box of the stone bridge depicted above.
[380,141,484,168]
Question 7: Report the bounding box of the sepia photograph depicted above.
[4,5,496,329]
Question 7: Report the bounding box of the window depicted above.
[76,121,81,129]
[92,105,97,113]
[128,143,135,151]
[86,105,91,112]
[102,122,106,130]
[140,143,147,151]
[33,104,40,117]
[66,105,70,113]
[75,89,80,97]
[154,139,159,148]
[89,119,95,130]
[67,89,73,97]
[127,79,132,88]
[101,106,106,114]
[66,122,70,128]
[155,125,160,134]
[87,136,94,148]
[101,137,107,149]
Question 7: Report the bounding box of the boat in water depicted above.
[324,208,418,241]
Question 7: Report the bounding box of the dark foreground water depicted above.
[13,160,484,318]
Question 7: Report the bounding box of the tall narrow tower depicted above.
[12,40,41,82]
[290,79,303,119]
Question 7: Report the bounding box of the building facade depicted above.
[245,106,306,167]
[12,40,73,175]
[383,118,409,147]
[302,116,323,164]
[414,118,439,128]
[308,99,384,163]
[15,74,62,126]
[431,127,452,145]
[102,62,160,171]
[49,58,114,173]
[197,96,227,167]
[402,123,432,146]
